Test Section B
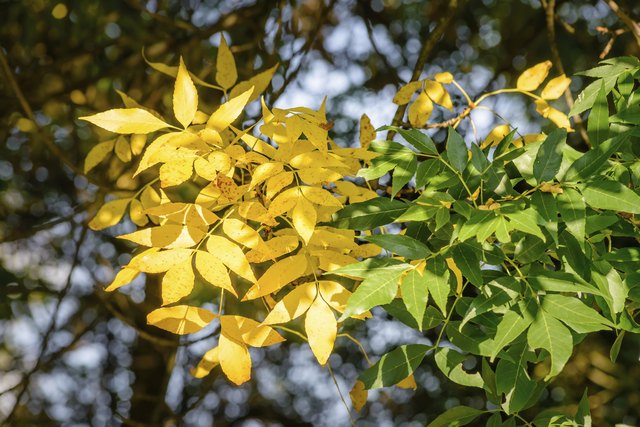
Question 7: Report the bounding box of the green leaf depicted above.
[364,234,430,259]
[457,210,497,242]
[587,81,609,146]
[491,301,536,361]
[359,344,430,389]
[451,244,483,287]
[610,331,625,363]
[610,107,640,124]
[331,198,407,229]
[533,129,566,183]
[557,188,586,245]
[563,131,630,181]
[569,75,617,117]
[416,159,445,188]
[391,153,417,197]
[460,285,513,328]
[504,209,546,241]
[330,258,409,279]
[340,268,407,319]
[357,154,398,181]
[425,257,451,315]
[527,309,573,380]
[446,127,468,173]
[384,300,444,330]
[575,389,593,427]
[580,179,640,214]
[496,342,539,414]
[426,406,485,427]
[434,347,484,388]
[396,270,428,331]
[379,126,438,155]
[542,294,613,333]
[528,270,603,295]
[446,321,495,357]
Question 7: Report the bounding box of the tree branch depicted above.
[605,0,640,48]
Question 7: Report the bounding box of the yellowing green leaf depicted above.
[84,139,114,173]
[243,254,309,300]
[216,35,238,89]
[229,63,279,103]
[541,74,571,100]
[80,108,170,134]
[207,88,253,132]
[516,60,552,91]
[195,250,236,297]
[89,198,130,230]
[408,91,433,127]
[147,305,215,335]
[305,297,337,366]
[205,235,257,283]
[359,114,376,149]
[114,136,131,162]
[173,57,198,128]
[220,315,285,347]
[263,282,317,324]
[292,197,317,244]
[128,248,192,273]
[105,267,139,292]
[424,80,453,110]
[161,259,195,305]
[218,333,251,385]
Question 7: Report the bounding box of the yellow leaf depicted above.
[127,248,192,273]
[396,374,417,389]
[297,167,342,184]
[80,108,170,134]
[214,173,245,202]
[161,259,195,305]
[195,251,236,297]
[445,257,463,295]
[305,297,337,365]
[147,305,215,335]
[250,162,284,189]
[221,315,285,347]
[359,114,376,149]
[289,151,348,169]
[311,250,358,272]
[392,81,422,105]
[535,99,573,131]
[266,171,294,199]
[114,136,131,162]
[205,235,257,283]
[159,156,195,187]
[268,187,300,217]
[84,139,114,173]
[292,197,317,244]
[540,182,564,194]
[245,235,300,263]
[350,380,368,412]
[408,91,433,127]
[192,346,219,378]
[262,282,317,324]
[146,203,218,228]
[308,228,358,251]
[222,218,265,249]
[318,281,351,313]
[512,133,545,148]
[480,124,511,149]
[207,88,253,132]
[129,199,148,227]
[174,57,198,128]
[541,74,571,100]
[130,134,146,155]
[119,224,205,249]
[424,80,453,110]
[218,333,251,385]
[300,186,342,207]
[216,35,238,89]
[229,63,279,103]
[238,201,276,225]
[89,198,130,230]
[434,72,454,84]
[105,267,139,292]
[243,254,309,300]
[516,60,552,91]
[350,243,382,258]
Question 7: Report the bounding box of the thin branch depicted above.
[388,0,461,139]
[596,26,628,58]
[605,0,640,48]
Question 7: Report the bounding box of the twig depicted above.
[541,0,590,146]
[605,0,640,48]
[2,225,87,424]
[596,26,628,58]
[388,0,461,139]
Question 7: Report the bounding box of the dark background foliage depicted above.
[1,0,639,426]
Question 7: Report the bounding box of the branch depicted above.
[606,0,640,48]
[388,0,461,138]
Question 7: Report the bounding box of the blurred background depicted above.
[1,0,640,426]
